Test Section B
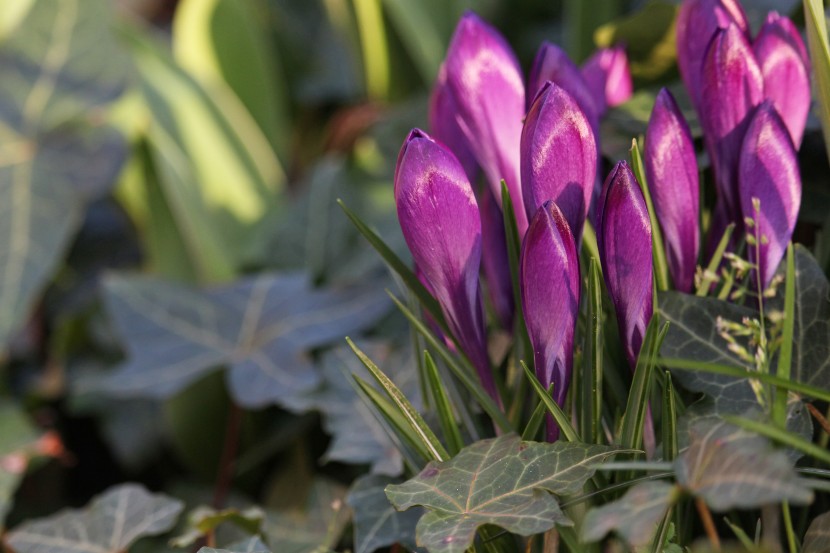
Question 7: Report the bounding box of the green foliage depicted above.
[198,537,271,553]
[347,474,422,553]
[582,481,678,547]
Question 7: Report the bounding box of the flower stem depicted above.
[696,497,721,551]
[212,403,243,509]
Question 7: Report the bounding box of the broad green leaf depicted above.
[125,28,284,282]
[803,511,830,553]
[386,434,619,553]
[172,506,264,548]
[198,537,270,553]
[6,483,184,553]
[582,481,678,547]
[674,418,813,510]
[174,0,290,162]
[304,342,420,475]
[658,292,757,407]
[804,0,830,165]
[0,0,129,348]
[97,273,388,408]
[347,474,423,553]
[263,478,348,553]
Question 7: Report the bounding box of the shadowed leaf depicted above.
[386,434,620,553]
[674,418,813,510]
[0,401,39,525]
[198,536,270,553]
[347,474,423,553]
[582,481,677,547]
[803,511,830,553]
[5,483,183,553]
[97,273,388,409]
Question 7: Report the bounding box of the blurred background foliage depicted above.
[0,0,824,550]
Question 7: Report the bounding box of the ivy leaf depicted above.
[803,511,830,553]
[263,478,349,553]
[198,537,271,553]
[385,434,621,553]
[674,418,813,510]
[5,483,184,553]
[97,273,388,409]
[306,342,420,475]
[658,292,758,407]
[171,506,264,548]
[347,474,423,553]
[0,0,129,349]
[582,481,677,547]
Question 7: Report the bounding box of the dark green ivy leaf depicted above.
[5,483,183,553]
[386,434,620,553]
[582,481,677,547]
[803,511,830,553]
[198,536,270,553]
[347,474,423,553]
[674,418,813,511]
[96,273,389,409]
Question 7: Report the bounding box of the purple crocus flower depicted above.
[444,12,528,234]
[581,45,633,115]
[429,62,514,329]
[520,200,580,441]
[597,161,653,368]
[645,88,700,293]
[753,12,811,148]
[521,81,598,243]
[395,129,498,401]
[677,0,749,110]
[739,102,801,289]
[701,23,764,232]
[528,41,600,131]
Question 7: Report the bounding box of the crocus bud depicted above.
[753,12,811,148]
[429,63,479,182]
[445,12,528,234]
[521,81,598,243]
[395,129,497,400]
[528,41,600,131]
[739,102,801,289]
[701,23,764,225]
[581,45,633,114]
[480,187,515,329]
[597,161,653,368]
[677,0,749,110]
[520,200,580,440]
[645,88,700,293]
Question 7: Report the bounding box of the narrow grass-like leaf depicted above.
[352,375,431,467]
[379,0,446,84]
[630,139,670,292]
[581,258,604,444]
[804,0,830,165]
[339,199,448,333]
[522,384,555,441]
[696,223,735,296]
[661,371,678,462]
[724,415,830,466]
[658,357,830,403]
[386,434,620,553]
[348,338,448,462]
[423,350,464,456]
[724,517,757,550]
[387,292,513,433]
[501,180,532,361]
[620,318,666,452]
[773,243,796,427]
[521,361,580,442]
[353,0,389,100]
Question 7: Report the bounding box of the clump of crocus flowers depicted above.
[394,0,806,440]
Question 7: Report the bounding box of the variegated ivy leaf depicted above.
[386,434,620,553]
[5,483,183,553]
[95,273,388,409]
[674,418,813,510]
[582,481,677,547]
[803,511,830,553]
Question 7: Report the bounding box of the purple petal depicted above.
[598,161,653,369]
[581,46,633,114]
[753,12,811,148]
[677,0,749,110]
[445,12,527,234]
[521,81,598,243]
[739,102,801,289]
[395,129,497,399]
[700,23,764,223]
[528,41,600,130]
[480,186,515,330]
[429,63,479,182]
[520,200,580,439]
[645,88,700,292]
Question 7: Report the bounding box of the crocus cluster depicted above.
[393,0,806,440]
